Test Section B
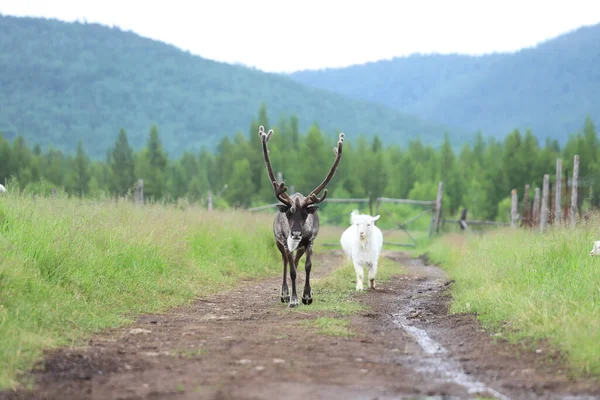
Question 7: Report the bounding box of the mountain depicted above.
[0,15,457,158]
[289,24,600,142]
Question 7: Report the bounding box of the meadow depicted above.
[427,221,600,377]
[0,189,406,390]
[0,190,281,389]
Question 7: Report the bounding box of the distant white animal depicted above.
[590,241,600,256]
[340,210,384,290]
[0,184,5,193]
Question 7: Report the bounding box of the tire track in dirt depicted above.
[1,251,599,399]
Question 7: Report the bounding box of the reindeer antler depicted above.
[258,126,294,208]
[304,132,345,207]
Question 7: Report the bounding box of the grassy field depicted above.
[427,222,600,377]
[0,192,410,389]
[0,192,280,389]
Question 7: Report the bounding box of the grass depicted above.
[426,220,600,377]
[0,191,279,390]
[303,317,355,337]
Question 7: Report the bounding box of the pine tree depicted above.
[299,124,334,195]
[439,133,461,214]
[136,125,168,200]
[9,135,32,186]
[224,158,254,208]
[365,135,388,199]
[74,140,90,196]
[43,147,65,187]
[110,129,135,196]
[0,135,11,184]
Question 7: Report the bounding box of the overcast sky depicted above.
[1,0,599,73]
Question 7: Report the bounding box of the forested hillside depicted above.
[2,105,599,223]
[0,15,454,158]
[290,24,600,142]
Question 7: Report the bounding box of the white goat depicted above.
[590,241,600,256]
[340,210,383,291]
[0,184,5,193]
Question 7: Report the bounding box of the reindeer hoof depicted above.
[288,296,299,308]
[369,279,375,289]
[302,296,313,305]
[280,295,290,303]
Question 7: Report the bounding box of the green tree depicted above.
[364,135,388,199]
[110,129,135,196]
[9,135,32,186]
[224,158,254,208]
[136,125,168,200]
[73,140,90,196]
[0,134,10,184]
[439,133,461,214]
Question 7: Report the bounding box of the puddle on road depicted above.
[392,312,511,400]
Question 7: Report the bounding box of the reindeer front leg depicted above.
[287,249,299,307]
[300,244,313,305]
[276,241,290,303]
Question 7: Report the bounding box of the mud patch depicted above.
[1,251,599,400]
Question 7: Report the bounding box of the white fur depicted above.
[287,235,301,252]
[0,184,5,193]
[590,241,600,256]
[340,210,383,291]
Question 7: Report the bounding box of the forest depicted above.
[1,105,598,223]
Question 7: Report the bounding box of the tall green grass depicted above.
[0,192,279,389]
[427,222,600,376]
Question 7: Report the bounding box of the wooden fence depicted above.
[127,154,586,238]
[247,180,445,248]
[508,154,581,232]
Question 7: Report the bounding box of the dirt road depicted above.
[2,251,599,400]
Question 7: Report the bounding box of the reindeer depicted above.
[258,125,345,307]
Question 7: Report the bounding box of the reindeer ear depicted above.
[276,204,289,213]
[371,215,380,222]
[306,205,319,213]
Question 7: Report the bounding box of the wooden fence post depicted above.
[555,158,562,224]
[532,187,540,226]
[571,154,579,227]
[135,179,144,205]
[459,208,468,230]
[433,181,444,234]
[510,189,518,228]
[522,184,530,227]
[208,191,213,211]
[540,174,549,232]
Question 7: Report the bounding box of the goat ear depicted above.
[306,205,319,214]
[276,204,289,213]
[371,215,380,222]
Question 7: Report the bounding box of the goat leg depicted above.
[354,261,364,291]
[368,261,377,289]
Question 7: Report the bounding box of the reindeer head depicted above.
[258,125,344,250]
[350,210,380,241]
